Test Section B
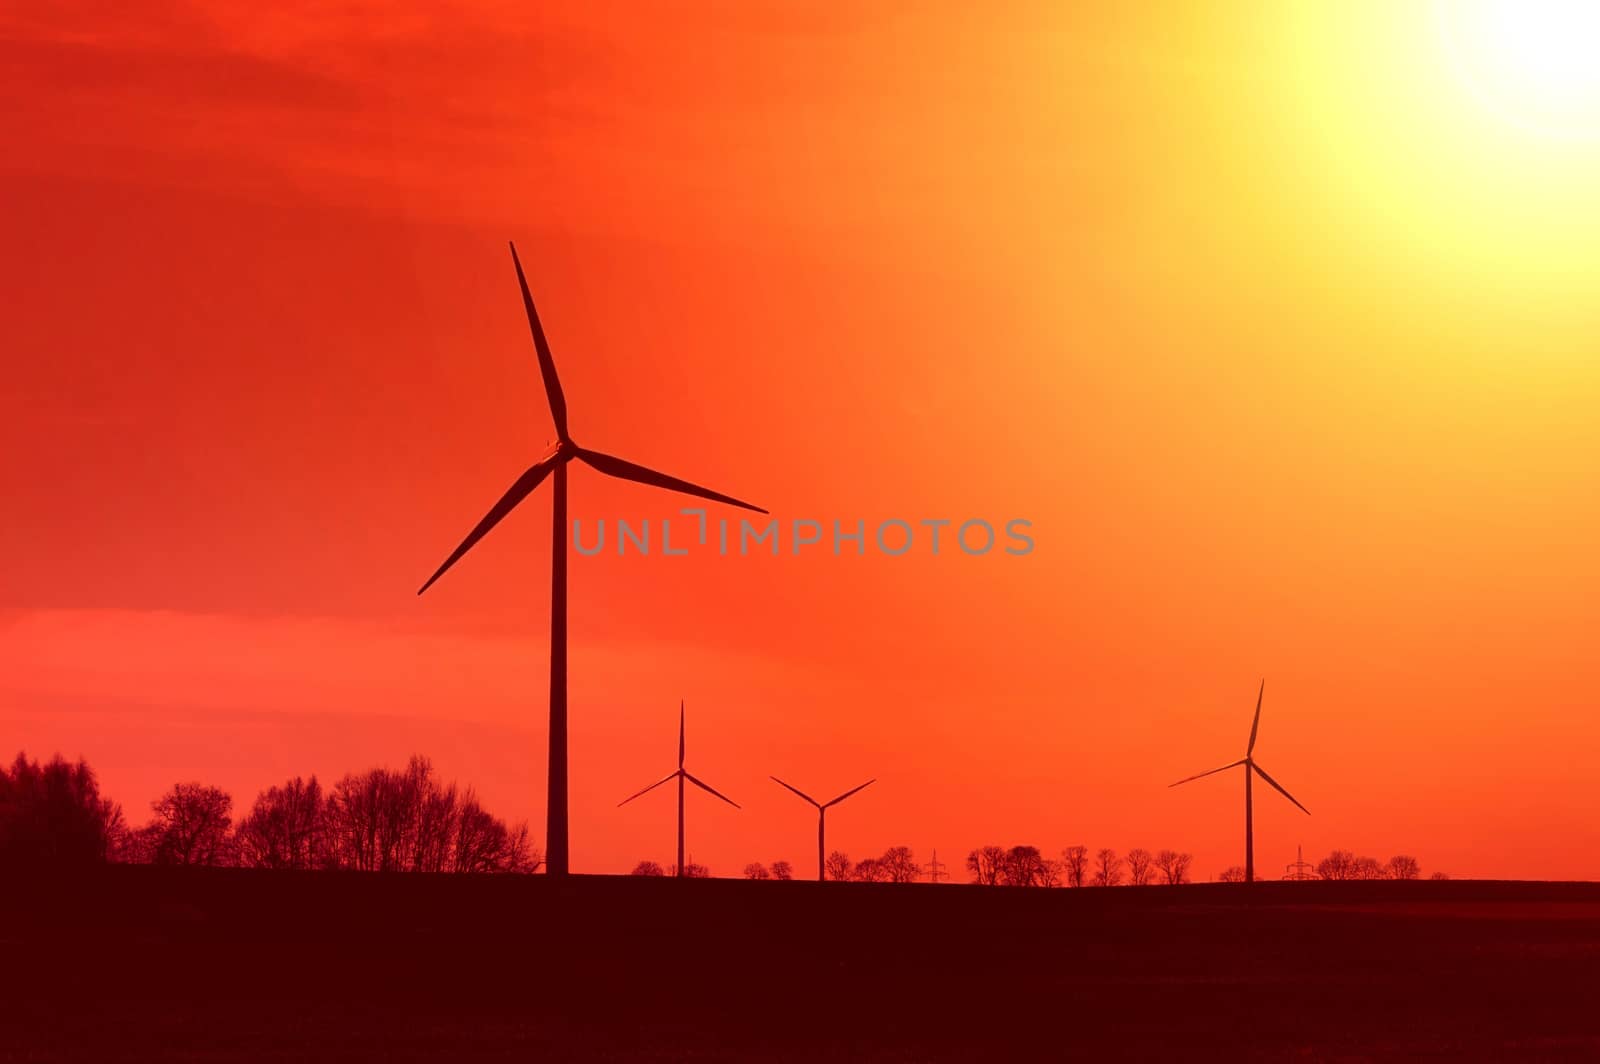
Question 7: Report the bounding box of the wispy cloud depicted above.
[0,1,1057,237]
[0,3,619,209]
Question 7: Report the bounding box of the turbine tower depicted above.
[617,701,740,878]
[1169,681,1309,883]
[769,776,875,881]
[418,244,765,876]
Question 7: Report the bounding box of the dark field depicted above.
[5,869,1600,1061]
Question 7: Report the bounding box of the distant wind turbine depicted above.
[1169,680,1309,883]
[418,243,766,876]
[770,776,875,881]
[618,701,740,878]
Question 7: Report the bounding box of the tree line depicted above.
[632,848,927,882]
[962,845,1431,885]
[1216,851,1432,881]
[614,844,1442,885]
[962,845,1195,886]
[0,751,538,874]
[4,751,1432,883]
[822,846,929,882]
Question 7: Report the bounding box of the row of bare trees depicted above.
[0,751,538,874]
[632,849,926,882]
[6,751,1435,886]
[743,860,794,879]
[1317,851,1425,880]
[631,860,712,877]
[131,757,540,873]
[819,846,924,882]
[1217,850,1430,881]
[651,846,1193,885]
[965,845,1195,887]
[963,845,1435,886]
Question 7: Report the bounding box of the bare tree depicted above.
[1352,856,1386,880]
[0,753,124,866]
[1037,858,1062,888]
[880,846,921,884]
[1092,848,1123,887]
[1061,845,1089,888]
[323,765,406,871]
[853,856,888,882]
[512,831,543,874]
[1125,848,1154,886]
[1386,855,1421,880]
[409,764,460,873]
[743,862,770,880]
[235,776,323,870]
[1429,871,1450,881]
[146,783,233,866]
[824,850,854,881]
[632,860,666,875]
[1002,845,1050,887]
[1316,850,1358,881]
[1218,865,1246,882]
[769,859,793,880]
[966,845,1006,885]
[1154,849,1193,885]
[450,793,537,873]
[450,797,500,873]
[322,756,531,873]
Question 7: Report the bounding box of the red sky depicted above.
[3,2,1598,880]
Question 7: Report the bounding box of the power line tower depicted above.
[927,848,948,884]
[1283,843,1318,881]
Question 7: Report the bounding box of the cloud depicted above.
[0,1,1049,239]
[0,2,616,210]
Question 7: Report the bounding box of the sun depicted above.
[1438,0,1600,139]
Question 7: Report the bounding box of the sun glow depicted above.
[1439,0,1600,138]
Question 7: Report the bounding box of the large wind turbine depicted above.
[418,243,765,876]
[770,776,875,881]
[1169,681,1309,883]
[618,702,740,878]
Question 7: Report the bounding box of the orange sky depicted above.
[3,2,1598,880]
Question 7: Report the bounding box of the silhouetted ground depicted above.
[4,869,1600,1060]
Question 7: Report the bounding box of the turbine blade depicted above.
[1168,759,1247,787]
[684,772,740,809]
[770,776,821,808]
[509,242,568,440]
[617,771,679,808]
[679,700,685,768]
[1251,762,1310,815]
[824,778,876,808]
[417,458,555,594]
[576,447,766,514]
[1247,680,1264,755]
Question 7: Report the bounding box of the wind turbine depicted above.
[769,776,875,881]
[1169,680,1309,883]
[418,243,766,876]
[618,701,740,878]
